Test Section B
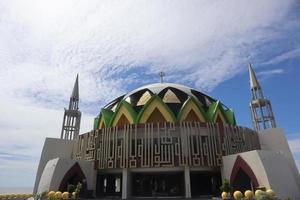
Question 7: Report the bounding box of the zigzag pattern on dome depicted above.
[93,83,236,129]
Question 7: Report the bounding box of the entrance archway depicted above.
[59,163,87,194]
[230,156,258,192]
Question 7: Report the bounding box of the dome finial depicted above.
[159,71,165,83]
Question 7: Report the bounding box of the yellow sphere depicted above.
[71,192,76,198]
[221,192,228,199]
[255,190,263,198]
[266,189,275,198]
[48,191,55,197]
[233,191,243,200]
[55,191,62,199]
[62,192,69,199]
[244,190,254,199]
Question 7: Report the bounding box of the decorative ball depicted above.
[48,191,55,197]
[244,190,254,199]
[62,192,69,199]
[255,190,263,198]
[233,191,243,200]
[72,192,77,199]
[221,192,228,199]
[55,191,62,199]
[266,189,275,198]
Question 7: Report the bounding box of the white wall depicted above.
[222,150,300,199]
[37,158,95,193]
[33,138,74,194]
[258,128,300,190]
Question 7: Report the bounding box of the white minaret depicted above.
[249,63,276,131]
[61,74,81,140]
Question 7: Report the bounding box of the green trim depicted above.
[136,95,177,123]
[93,117,100,130]
[225,109,237,125]
[109,100,137,127]
[207,101,218,122]
[207,101,229,123]
[177,96,208,121]
[95,94,237,127]
[100,108,115,127]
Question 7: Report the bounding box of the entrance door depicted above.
[190,171,221,197]
[232,169,252,193]
[96,173,122,197]
[131,172,184,197]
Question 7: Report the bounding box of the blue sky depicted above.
[0,0,300,188]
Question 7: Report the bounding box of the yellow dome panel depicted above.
[137,95,176,123]
[162,89,181,103]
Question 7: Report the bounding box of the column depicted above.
[184,166,191,198]
[91,169,97,197]
[122,168,128,199]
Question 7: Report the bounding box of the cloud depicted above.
[256,68,285,80]
[257,69,285,76]
[0,0,296,108]
[0,0,299,187]
[0,96,94,187]
[262,48,300,65]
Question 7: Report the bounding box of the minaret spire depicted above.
[71,74,79,100]
[248,63,276,131]
[61,75,81,140]
[159,71,165,83]
[249,63,261,90]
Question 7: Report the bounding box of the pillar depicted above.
[184,166,191,198]
[122,168,128,199]
[92,169,97,197]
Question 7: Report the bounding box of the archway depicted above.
[230,156,258,192]
[59,163,87,195]
[232,169,252,192]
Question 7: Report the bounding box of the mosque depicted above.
[33,65,300,199]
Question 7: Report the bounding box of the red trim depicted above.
[230,155,259,188]
[59,162,86,191]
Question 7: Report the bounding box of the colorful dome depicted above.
[94,83,236,129]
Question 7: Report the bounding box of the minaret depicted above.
[61,75,81,140]
[249,63,276,131]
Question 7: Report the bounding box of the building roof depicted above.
[94,83,236,129]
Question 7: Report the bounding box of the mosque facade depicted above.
[33,65,300,199]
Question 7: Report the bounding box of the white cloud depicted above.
[0,0,295,105]
[256,68,285,80]
[262,48,300,65]
[0,97,93,187]
[258,69,285,76]
[0,0,298,187]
